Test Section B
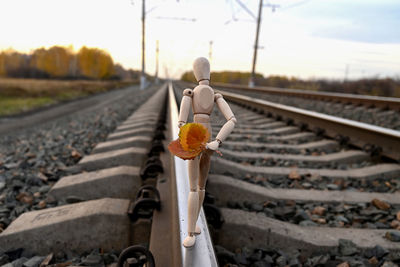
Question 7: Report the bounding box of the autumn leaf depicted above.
[168,123,210,160]
[179,123,210,151]
[168,139,200,160]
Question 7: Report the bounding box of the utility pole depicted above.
[140,0,146,90]
[209,41,213,62]
[135,0,195,87]
[344,64,349,83]
[155,40,159,84]
[249,0,263,87]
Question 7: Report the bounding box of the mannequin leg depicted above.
[183,156,200,248]
[194,188,205,235]
[194,149,213,235]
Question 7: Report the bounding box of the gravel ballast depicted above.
[218,87,400,131]
[0,84,160,266]
[173,82,400,267]
[0,84,158,251]
[226,199,400,230]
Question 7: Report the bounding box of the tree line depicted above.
[0,46,139,80]
[181,71,400,98]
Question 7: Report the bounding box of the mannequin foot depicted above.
[183,234,196,248]
[194,225,201,235]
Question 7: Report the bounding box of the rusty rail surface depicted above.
[218,89,400,161]
[212,82,400,110]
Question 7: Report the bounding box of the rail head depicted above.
[168,81,218,267]
[219,89,400,161]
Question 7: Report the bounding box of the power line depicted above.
[132,0,196,88]
[156,16,196,22]
[264,3,280,12]
[248,0,279,87]
[226,0,313,87]
[280,0,312,10]
[224,0,252,25]
[225,0,280,87]
[235,0,256,20]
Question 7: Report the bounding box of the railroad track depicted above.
[212,82,400,132]
[0,82,217,267]
[0,80,399,267]
[181,81,400,161]
[173,81,400,266]
[212,82,400,110]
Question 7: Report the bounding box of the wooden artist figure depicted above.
[177,57,236,248]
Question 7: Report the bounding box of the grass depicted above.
[0,78,137,116]
[0,97,55,116]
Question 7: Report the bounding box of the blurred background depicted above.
[0,0,399,115]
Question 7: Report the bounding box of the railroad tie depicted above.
[0,83,169,256]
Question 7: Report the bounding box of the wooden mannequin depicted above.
[178,57,236,248]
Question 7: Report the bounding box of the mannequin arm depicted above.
[207,94,236,150]
[178,89,193,128]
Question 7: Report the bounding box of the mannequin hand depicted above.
[178,121,186,128]
[206,140,219,150]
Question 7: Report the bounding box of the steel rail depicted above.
[168,81,218,267]
[212,82,400,110]
[218,89,400,161]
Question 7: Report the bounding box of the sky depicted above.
[0,0,399,80]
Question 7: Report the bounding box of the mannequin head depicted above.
[193,57,210,85]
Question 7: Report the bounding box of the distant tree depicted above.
[127,69,140,80]
[0,52,6,77]
[0,45,134,80]
[181,71,196,83]
[77,46,115,79]
[181,71,263,84]
[114,63,132,80]
[30,46,73,78]
[0,50,30,78]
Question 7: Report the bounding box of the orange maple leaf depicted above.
[168,123,210,160]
